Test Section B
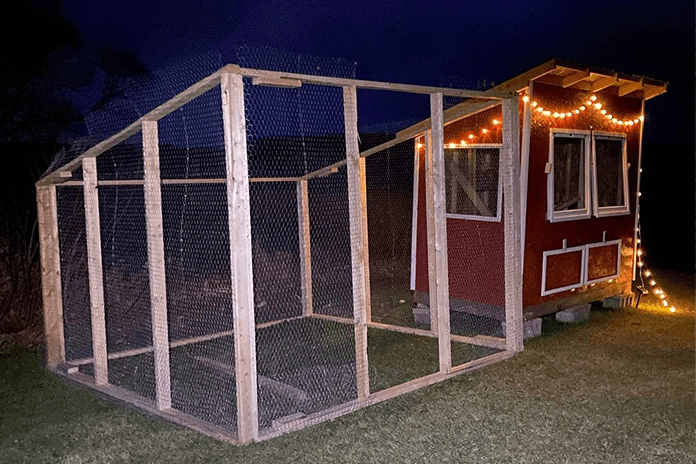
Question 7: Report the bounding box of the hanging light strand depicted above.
[525,93,644,127]
[636,227,677,313]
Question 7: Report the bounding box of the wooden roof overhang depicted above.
[397,58,667,141]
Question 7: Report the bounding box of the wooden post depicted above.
[221,71,259,443]
[82,157,109,384]
[519,82,533,273]
[36,185,65,368]
[426,93,451,373]
[142,120,172,410]
[344,85,370,399]
[424,131,438,334]
[409,141,420,291]
[296,180,313,316]
[502,96,523,352]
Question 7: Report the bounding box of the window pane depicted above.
[595,138,625,208]
[553,137,585,212]
[445,148,499,217]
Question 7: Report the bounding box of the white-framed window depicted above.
[584,239,622,285]
[547,130,592,222]
[444,144,502,222]
[592,132,630,217]
[547,129,631,222]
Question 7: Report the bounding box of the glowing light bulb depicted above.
[543,110,551,116]
[523,95,530,102]
[417,143,424,149]
[617,120,623,125]
[580,105,586,111]
[637,249,643,256]
[595,103,602,109]
[638,192,642,197]
[532,101,538,107]
[600,109,607,115]
[553,112,559,118]
[493,119,500,125]
[637,238,641,244]
[669,307,676,313]
[586,100,593,106]
[633,119,639,124]
[649,280,656,286]
[661,300,669,307]
[460,140,466,145]
[559,113,566,119]
[482,128,488,134]
[566,112,572,117]
[637,261,644,267]
[574,110,580,114]
[536,107,544,113]
[639,115,644,121]
[628,121,634,126]
[468,134,474,140]
[590,95,597,101]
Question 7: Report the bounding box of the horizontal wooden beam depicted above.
[58,176,301,188]
[592,75,619,92]
[238,66,509,100]
[618,80,643,96]
[562,70,590,88]
[252,76,302,88]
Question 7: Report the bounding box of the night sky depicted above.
[25,0,696,269]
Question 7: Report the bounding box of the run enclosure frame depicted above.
[36,64,523,444]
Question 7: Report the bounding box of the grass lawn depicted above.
[1,273,693,463]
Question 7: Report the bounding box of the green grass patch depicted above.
[1,286,694,462]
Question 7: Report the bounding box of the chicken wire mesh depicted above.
[43,57,519,442]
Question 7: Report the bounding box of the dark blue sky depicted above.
[59,0,693,144]
[56,0,693,267]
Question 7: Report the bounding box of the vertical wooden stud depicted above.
[502,96,523,352]
[221,71,259,443]
[297,180,313,316]
[519,82,533,273]
[424,131,438,334]
[82,157,109,384]
[344,85,370,399]
[409,142,420,291]
[426,93,451,373]
[142,120,172,410]
[36,185,65,368]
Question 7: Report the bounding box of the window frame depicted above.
[541,244,588,296]
[547,129,592,223]
[583,239,622,285]
[591,131,630,218]
[444,143,503,223]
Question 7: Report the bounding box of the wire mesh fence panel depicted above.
[161,182,238,433]
[307,169,354,318]
[97,183,155,399]
[56,186,92,364]
[442,105,509,367]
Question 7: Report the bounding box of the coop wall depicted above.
[37,65,522,444]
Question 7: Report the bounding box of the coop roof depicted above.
[395,58,668,141]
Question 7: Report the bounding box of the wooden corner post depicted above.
[36,185,65,368]
[142,120,172,410]
[221,70,259,443]
[426,93,451,373]
[297,180,313,317]
[82,157,109,384]
[344,85,370,399]
[502,96,523,352]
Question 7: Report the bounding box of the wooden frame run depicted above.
[37,63,518,445]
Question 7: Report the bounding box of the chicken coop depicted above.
[37,63,523,444]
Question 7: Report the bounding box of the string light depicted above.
[637,223,678,314]
[523,92,643,127]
